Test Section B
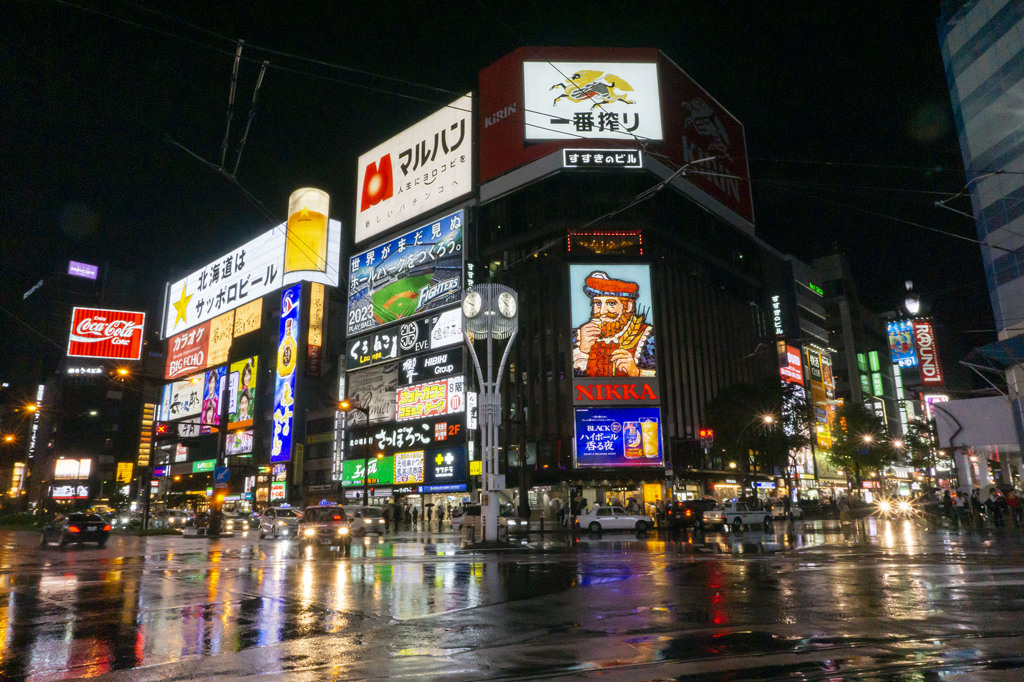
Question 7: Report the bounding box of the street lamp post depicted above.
[340,400,371,505]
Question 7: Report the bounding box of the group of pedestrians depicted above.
[381,501,453,532]
[942,487,1022,529]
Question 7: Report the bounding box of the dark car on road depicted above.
[665,498,719,530]
[40,514,111,548]
[299,505,352,552]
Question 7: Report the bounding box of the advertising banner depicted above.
[270,482,286,502]
[271,284,301,463]
[192,459,216,473]
[570,264,656,378]
[779,343,804,385]
[199,366,226,434]
[165,322,210,380]
[394,450,425,484]
[159,379,203,422]
[914,321,944,386]
[346,307,462,369]
[887,320,917,368]
[227,356,258,430]
[347,210,465,336]
[233,299,262,337]
[68,260,98,280]
[424,446,467,485]
[307,282,325,378]
[226,429,254,455]
[116,462,134,484]
[348,416,465,459]
[395,376,465,422]
[54,459,91,479]
[162,219,340,338]
[574,407,663,467]
[346,360,400,425]
[341,459,366,487]
[563,149,642,169]
[355,94,472,244]
[397,348,463,386]
[207,311,234,366]
[68,307,145,360]
[523,61,662,142]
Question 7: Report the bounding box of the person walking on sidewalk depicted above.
[412,505,419,527]
[436,504,445,529]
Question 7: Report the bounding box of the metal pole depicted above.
[362,408,369,506]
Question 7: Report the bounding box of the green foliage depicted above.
[703,379,812,474]
[827,402,899,483]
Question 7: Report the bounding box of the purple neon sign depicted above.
[68,261,99,280]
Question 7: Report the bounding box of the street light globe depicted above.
[729,461,737,469]
[763,415,774,424]
[862,434,873,443]
[892,439,904,449]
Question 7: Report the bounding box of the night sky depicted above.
[0,1,991,390]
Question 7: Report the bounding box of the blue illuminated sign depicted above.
[271,284,301,463]
[887,320,917,368]
[574,407,663,468]
[420,483,467,493]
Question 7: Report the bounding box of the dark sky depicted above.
[0,1,993,387]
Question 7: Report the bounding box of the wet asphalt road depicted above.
[1,519,1023,680]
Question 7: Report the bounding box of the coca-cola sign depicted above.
[913,321,944,386]
[68,307,145,360]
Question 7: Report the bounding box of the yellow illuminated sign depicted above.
[233,299,262,337]
[469,460,482,476]
[116,462,134,484]
[208,310,234,366]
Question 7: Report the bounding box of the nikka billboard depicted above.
[67,307,145,360]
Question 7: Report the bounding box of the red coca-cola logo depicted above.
[72,316,140,345]
[68,308,145,360]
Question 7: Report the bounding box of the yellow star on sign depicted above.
[172,288,193,327]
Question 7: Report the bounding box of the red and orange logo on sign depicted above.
[68,307,145,360]
[359,154,393,212]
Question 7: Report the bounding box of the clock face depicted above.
[498,291,517,318]
[462,291,482,318]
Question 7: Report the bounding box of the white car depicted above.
[152,509,192,530]
[577,505,654,533]
[342,506,387,535]
[706,502,775,533]
[258,506,303,540]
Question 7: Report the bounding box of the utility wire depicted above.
[219,40,243,172]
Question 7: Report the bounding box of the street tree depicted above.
[828,402,898,487]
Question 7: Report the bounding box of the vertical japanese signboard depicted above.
[271,284,301,463]
[913,321,944,386]
[307,282,325,378]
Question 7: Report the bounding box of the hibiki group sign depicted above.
[355,94,473,244]
[347,210,464,336]
[67,308,145,360]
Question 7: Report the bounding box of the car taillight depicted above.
[102,524,112,531]
[68,526,81,533]
[333,515,341,521]
[685,510,692,516]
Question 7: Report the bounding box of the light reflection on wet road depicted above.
[0,520,1022,680]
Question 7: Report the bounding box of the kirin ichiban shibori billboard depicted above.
[162,216,340,338]
[355,94,473,244]
[574,407,663,467]
[347,209,464,336]
[67,307,146,360]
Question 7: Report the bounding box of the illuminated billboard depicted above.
[914,321,944,386]
[159,378,202,422]
[395,376,465,422]
[779,343,804,385]
[341,456,395,487]
[570,264,656,379]
[574,407,663,467]
[226,428,254,455]
[162,217,341,338]
[346,307,462,369]
[164,311,233,380]
[347,209,465,335]
[523,61,662,142]
[479,48,754,226]
[67,260,98,280]
[355,94,472,244]
[271,284,301,463]
[54,459,91,480]
[227,356,258,430]
[346,361,399,425]
[307,282,325,377]
[68,307,145,360]
[394,450,425,484]
[199,366,226,434]
[887,320,917,368]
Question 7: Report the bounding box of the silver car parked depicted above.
[258,506,302,540]
[342,505,386,535]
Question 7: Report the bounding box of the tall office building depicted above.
[938,0,1024,444]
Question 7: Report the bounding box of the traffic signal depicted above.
[699,428,714,449]
[154,422,173,437]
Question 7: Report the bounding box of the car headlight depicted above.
[879,500,891,514]
[338,527,349,535]
[277,521,284,526]
[897,500,912,514]
[304,528,315,536]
